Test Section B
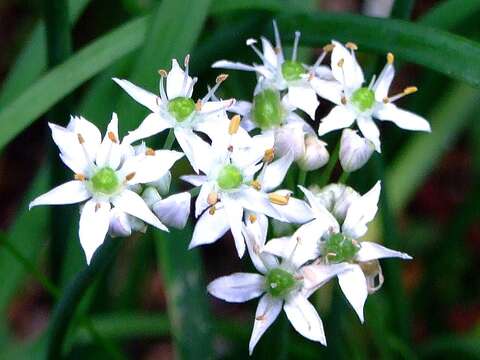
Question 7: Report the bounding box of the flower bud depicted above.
[148,171,172,195]
[298,134,329,171]
[152,192,191,229]
[108,209,132,238]
[274,123,305,160]
[339,129,374,172]
[315,183,360,224]
[142,186,162,208]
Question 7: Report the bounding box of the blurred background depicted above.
[0,0,479,359]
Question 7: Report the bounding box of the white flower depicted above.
[298,134,330,171]
[314,183,360,224]
[29,114,183,264]
[113,56,234,172]
[315,41,431,152]
[339,128,375,172]
[207,214,349,354]
[181,117,284,257]
[263,181,412,322]
[213,21,330,120]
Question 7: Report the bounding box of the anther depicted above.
[246,38,257,46]
[95,203,101,212]
[346,42,358,50]
[158,69,168,77]
[387,52,394,64]
[248,214,257,223]
[227,145,233,152]
[323,44,335,52]
[268,193,290,205]
[195,99,202,111]
[209,206,216,215]
[77,133,85,144]
[74,173,86,181]
[341,96,347,105]
[404,86,418,95]
[383,97,389,104]
[263,148,275,163]
[184,54,190,67]
[125,172,136,181]
[250,180,261,191]
[108,131,117,143]
[216,74,228,84]
[145,148,156,156]
[256,315,266,321]
[207,191,218,206]
[337,58,345,68]
[228,115,241,135]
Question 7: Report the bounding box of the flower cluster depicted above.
[30,21,430,354]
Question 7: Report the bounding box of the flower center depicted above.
[324,233,360,263]
[281,60,304,81]
[252,88,284,130]
[90,167,119,195]
[168,96,195,122]
[265,268,297,298]
[351,87,375,112]
[217,164,243,190]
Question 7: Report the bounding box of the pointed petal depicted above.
[261,150,294,192]
[29,181,90,209]
[122,113,171,145]
[273,196,314,224]
[79,199,111,265]
[49,123,89,174]
[357,117,381,153]
[331,40,364,89]
[301,262,353,298]
[342,181,381,239]
[373,63,395,101]
[152,192,191,229]
[249,294,283,355]
[338,265,368,323]
[261,37,278,68]
[310,77,343,105]
[112,189,168,231]
[212,60,258,73]
[284,295,326,344]
[195,182,215,218]
[207,273,265,303]
[235,188,282,221]
[180,175,208,186]
[96,113,122,169]
[113,78,159,113]
[190,206,229,248]
[375,103,431,132]
[318,106,356,136]
[166,59,193,99]
[356,241,412,262]
[174,128,214,174]
[286,85,319,120]
[133,150,184,184]
[223,196,246,257]
[298,185,340,229]
[243,214,276,274]
[229,100,253,117]
[66,116,102,157]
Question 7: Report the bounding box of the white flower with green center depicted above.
[181,119,285,257]
[212,20,331,120]
[113,56,234,173]
[29,114,184,264]
[207,214,350,354]
[264,181,412,322]
[313,41,431,152]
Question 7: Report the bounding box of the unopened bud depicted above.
[274,124,304,160]
[315,183,360,224]
[142,187,162,208]
[339,129,374,172]
[298,134,329,171]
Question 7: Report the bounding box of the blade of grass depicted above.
[420,0,480,29]
[391,0,415,19]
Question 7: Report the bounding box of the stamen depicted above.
[77,133,95,167]
[272,20,282,52]
[74,173,86,181]
[292,31,301,61]
[209,206,216,215]
[195,99,202,111]
[145,148,156,156]
[201,74,228,103]
[346,42,358,51]
[182,54,190,96]
[323,43,335,53]
[158,72,168,102]
[368,74,377,89]
[248,214,257,223]
[387,52,394,65]
[158,69,168,77]
[384,86,418,103]
[246,38,274,68]
[108,131,117,143]
[341,96,347,105]
[228,115,241,135]
[125,172,136,181]
[207,191,218,206]
[310,44,332,75]
[250,180,261,191]
[337,58,344,68]
[268,193,290,205]
[263,148,275,163]
[198,98,235,116]
[95,203,101,212]
[77,133,85,144]
[185,77,198,98]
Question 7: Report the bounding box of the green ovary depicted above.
[351,87,375,112]
[90,167,119,195]
[168,96,195,122]
[217,165,243,190]
[281,60,304,81]
[324,233,360,263]
[265,268,297,298]
[252,89,284,130]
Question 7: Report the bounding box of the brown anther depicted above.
[227,145,234,152]
[263,148,275,163]
[77,133,85,144]
[216,73,228,84]
[268,193,290,205]
[323,43,335,52]
[158,69,168,77]
[404,86,418,95]
[274,47,281,54]
[195,99,203,111]
[228,115,241,135]
[209,206,216,215]
[108,131,118,143]
[250,180,261,191]
[74,173,86,181]
[255,315,266,321]
[337,58,345,67]
[308,72,314,81]
[341,96,347,105]
[207,192,218,206]
[125,172,136,181]
[95,203,101,212]
[145,148,156,156]
[387,52,394,64]
[383,97,390,104]
[248,214,257,223]
[346,42,358,50]
[295,275,304,281]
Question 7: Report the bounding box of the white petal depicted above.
[243,214,275,274]
[223,196,246,257]
[112,189,168,231]
[122,113,171,145]
[207,273,265,303]
[174,128,214,174]
[235,188,282,221]
[113,78,159,113]
[318,106,356,136]
[66,116,102,159]
[338,265,368,323]
[133,150,184,184]
[261,150,294,192]
[339,128,375,172]
[272,192,314,224]
[375,103,431,132]
[298,185,340,229]
[355,241,412,262]
[284,294,326,344]
[180,175,208,186]
[357,116,381,153]
[342,181,381,239]
[79,199,111,264]
[190,206,229,248]
[274,123,305,161]
[310,77,343,105]
[195,182,215,217]
[152,192,191,229]
[198,100,234,117]
[49,123,89,174]
[166,59,192,99]
[331,40,364,89]
[373,63,395,101]
[108,208,132,238]
[286,85,319,120]
[29,181,90,209]
[212,60,258,73]
[229,100,253,117]
[261,37,278,68]
[301,262,353,298]
[249,294,283,355]
[96,113,122,169]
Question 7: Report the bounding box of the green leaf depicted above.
[419,0,480,29]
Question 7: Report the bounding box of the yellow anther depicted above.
[216,73,229,83]
[404,86,418,95]
[74,173,86,181]
[323,43,335,52]
[158,69,168,77]
[387,52,394,64]
[250,180,261,191]
[263,148,275,163]
[337,58,345,68]
[207,191,218,206]
[108,131,117,143]
[346,42,358,50]
[268,193,290,205]
[248,214,257,223]
[125,172,136,181]
[195,99,202,111]
[341,96,347,105]
[228,115,241,135]
[77,133,85,144]
[209,206,216,215]
[145,148,156,156]
[383,97,389,104]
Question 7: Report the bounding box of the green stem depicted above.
[297,169,307,187]
[318,140,340,187]
[162,128,176,150]
[338,171,350,184]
